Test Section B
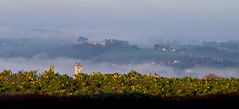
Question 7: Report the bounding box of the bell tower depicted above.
[74,63,83,75]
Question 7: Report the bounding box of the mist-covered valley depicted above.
[1,0,239,78]
[1,34,239,78]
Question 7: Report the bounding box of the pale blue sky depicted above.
[0,0,239,44]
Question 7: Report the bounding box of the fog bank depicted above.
[1,57,239,78]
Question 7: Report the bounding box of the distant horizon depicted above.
[1,0,239,46]
[0,29,238,47]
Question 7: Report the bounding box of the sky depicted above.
[0,0,239,45]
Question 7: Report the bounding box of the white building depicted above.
[74,63,83,75]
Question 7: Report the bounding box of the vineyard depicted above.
[0,66,239,96]
[1,66,239,108]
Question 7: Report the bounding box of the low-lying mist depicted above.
[1,57,239,78]
[1,33,239,78]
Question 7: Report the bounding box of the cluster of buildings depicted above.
[77,37,108,46]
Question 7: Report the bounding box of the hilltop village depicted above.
[1,37,239,69]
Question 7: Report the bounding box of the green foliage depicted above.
[0,70,12,80]
[1,67,239,97]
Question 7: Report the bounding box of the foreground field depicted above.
[1,66,239,108]
[0,93,239,109]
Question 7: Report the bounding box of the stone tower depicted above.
[74,63,83,75]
